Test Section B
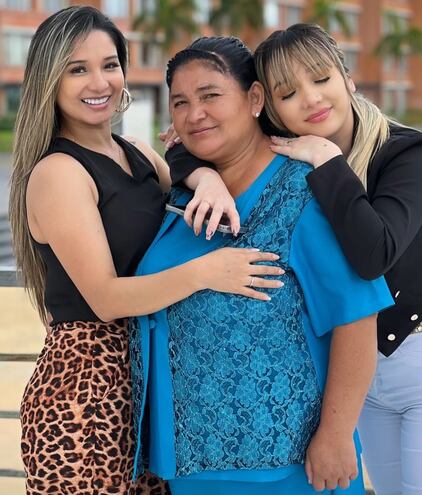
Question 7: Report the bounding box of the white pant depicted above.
[358,334,422,495]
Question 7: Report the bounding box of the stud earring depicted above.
[255,112,260,118]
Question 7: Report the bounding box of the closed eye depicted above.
[281,90,295,100]
[202,93,221,101]
[315,76,330,84]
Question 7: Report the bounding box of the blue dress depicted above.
[130,155,393,494]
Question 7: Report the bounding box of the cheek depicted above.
[171,112,187,138]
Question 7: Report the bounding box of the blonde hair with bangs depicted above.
[255,24,392,189]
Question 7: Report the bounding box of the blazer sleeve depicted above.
[165,143,215,187]
[306,136,422,280]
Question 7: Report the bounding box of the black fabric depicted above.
[166,143,215,187]
[306,125,422,355]
[35,135,166,325]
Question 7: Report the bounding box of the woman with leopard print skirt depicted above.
[9,6,283,495]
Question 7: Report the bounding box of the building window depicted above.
[4,32,32,65]
[329,10,359,36]
[264,0,279,28]
[398,54,408,75]
[194,0,211,23]
[43,0,69,12]
[5,86,21,113]
[102,0,128,18]
[2,0,31,9]
[382,88,394,113]
[286,6,302,27]
[343,49,359,72]
[139,40,161,67]
[134,0,155,15]
[382,55,394,73]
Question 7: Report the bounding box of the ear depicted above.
[347,76,356,93]
[248,81,265,117]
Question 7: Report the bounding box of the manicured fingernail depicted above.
[278,268,284,274]
[264,295,271,301]
[276,281,284,287]
[272,254,280,260]
[206,230,214,240]
[249,248,260,251]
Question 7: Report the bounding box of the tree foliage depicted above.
[133,0,198,52]
[307,0,351,37]
[209,0,264,35]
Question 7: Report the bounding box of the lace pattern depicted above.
[128,316,145,475]
[167,159,323,476]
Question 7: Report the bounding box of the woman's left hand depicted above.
[184,169,240,238]
[158,123,181,150]
[270,135,342,168]
[305,426,358,492]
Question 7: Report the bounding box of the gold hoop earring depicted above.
[116,88,133,113]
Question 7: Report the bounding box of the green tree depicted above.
[209,0,264,35]
[376,10,422,60]
[307,0,351,37]
[133,0,198,53]
[133,0,199,129]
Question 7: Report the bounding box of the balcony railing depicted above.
[0,267,33,483]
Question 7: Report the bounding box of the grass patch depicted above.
[0,130,13,153]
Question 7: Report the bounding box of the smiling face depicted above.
[56,29,124,130]
[268,61,355,150]
[169,60,261,164]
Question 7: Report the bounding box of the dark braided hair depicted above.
[166,36,257,91]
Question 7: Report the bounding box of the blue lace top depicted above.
[130,154,393,482]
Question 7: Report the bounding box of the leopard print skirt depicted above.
[20,319,170,495]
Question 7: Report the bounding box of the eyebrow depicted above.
[170,84,221,101]
[67,55,119,66]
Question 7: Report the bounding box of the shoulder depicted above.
[27,152,97,206]
[121,135,161,173]
[375,125,422,163]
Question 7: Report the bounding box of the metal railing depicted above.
[0,266,32,480]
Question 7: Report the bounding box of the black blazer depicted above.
[167,125,422,356]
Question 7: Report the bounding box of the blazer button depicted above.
[411,314,419,321]
[387,333,396,341]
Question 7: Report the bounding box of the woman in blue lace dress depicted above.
[130,37,393,495]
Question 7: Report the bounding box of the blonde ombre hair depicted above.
[255,23,395,189]
[9,6,128,323]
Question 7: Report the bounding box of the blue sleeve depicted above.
[289,198,394,337]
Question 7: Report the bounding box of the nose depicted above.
[301,86,323,108]
[186,101,206,123]
[87,69,110,93]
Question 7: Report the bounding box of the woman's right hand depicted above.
[196,247,284,301]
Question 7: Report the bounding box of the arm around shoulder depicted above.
[306,141,422,279]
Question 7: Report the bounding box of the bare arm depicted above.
[305,314,377,491]
[27,154,283,322]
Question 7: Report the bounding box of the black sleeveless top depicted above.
[34,135,166,325]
